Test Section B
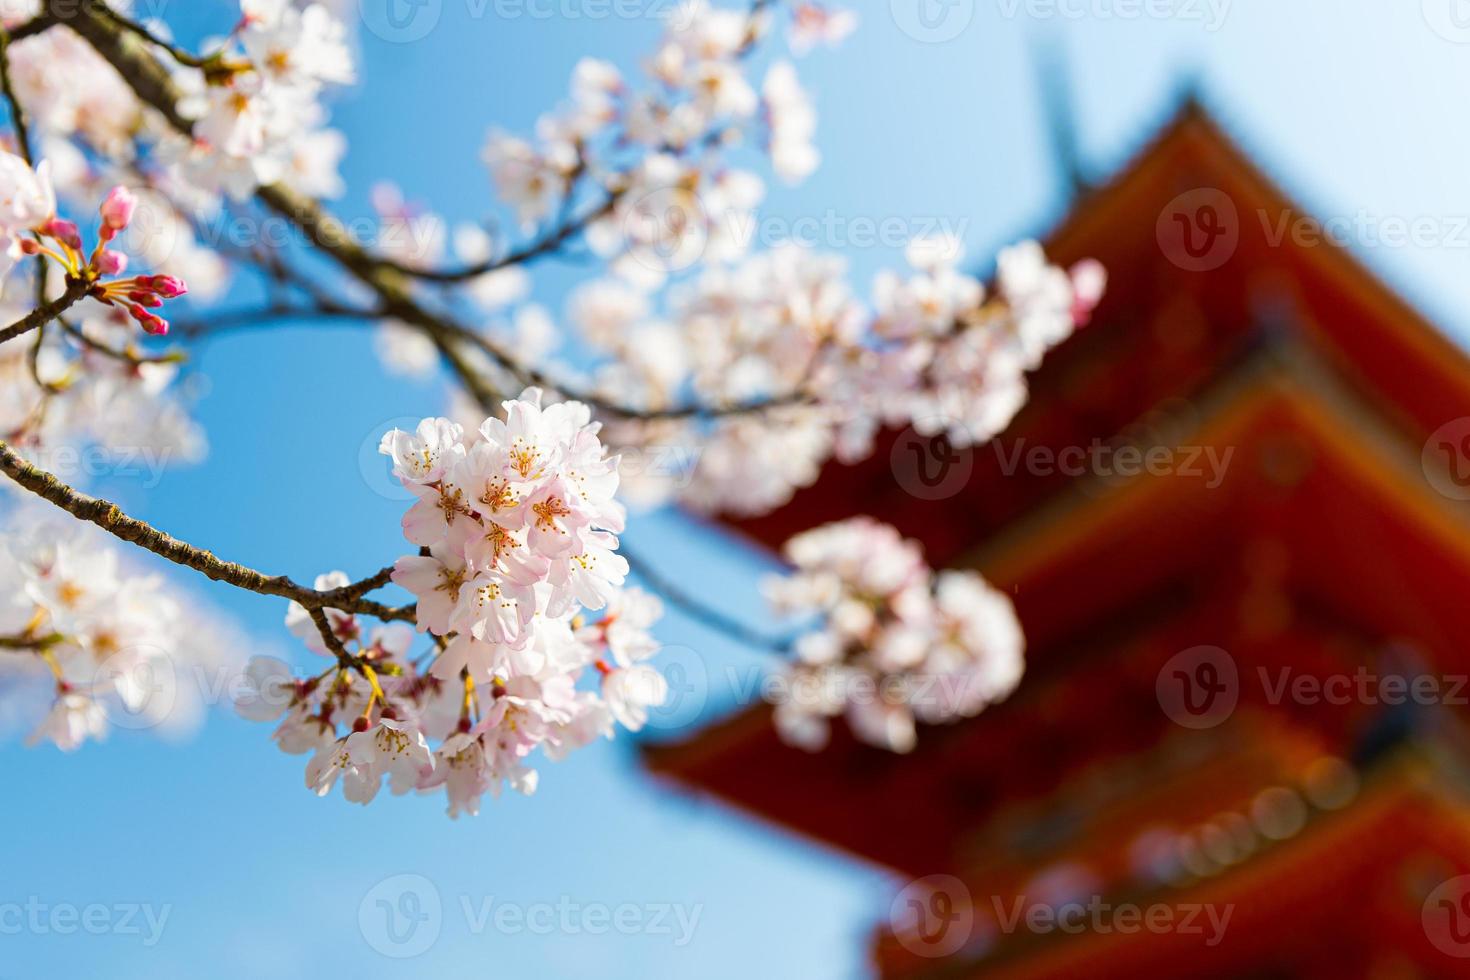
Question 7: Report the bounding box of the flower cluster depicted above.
[0,157,201,468]
[236,390,667,816]
[165,0,353,199]
[586,236,1102,515]
[0,508,229,751]
[763,518,1024,753]
[473,0,822,294]
[0,0,1114,821]
[358,2,1099,525]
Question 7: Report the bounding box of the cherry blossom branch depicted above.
[4,15,52,45]
[380,193,619,284]
[0,632,63,651]
[90,2,228,71]
[0,437,415,624]
[60,0,805,424]
[171,299,385,340]
[59,317,184,365]
[353,0,769,284]
[621,542,793,655]
[0,277,92,346]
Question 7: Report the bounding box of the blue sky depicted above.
[5,1,1470,977]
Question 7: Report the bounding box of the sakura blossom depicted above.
[762,518,1025,753]
[234,390,666,816]
[0,509,233,751]
[0,0,1106,809]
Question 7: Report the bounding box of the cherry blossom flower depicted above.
[0,511,233,752]
[0,0,1108,820]
[235,390,666,815]
[764,518,1025,753]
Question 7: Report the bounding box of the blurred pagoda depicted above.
[643,98,1470,977]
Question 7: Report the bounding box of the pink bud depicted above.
[18,238,40,255]
[95,249,127,276]
[43,218,81,252]
[99,186,136,231]
[127,291,163,308]
[142,275,187,298]
[128,304,169,336]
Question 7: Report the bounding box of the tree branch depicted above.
[0,631,63,650]
[0,277,92,346]
[621,542,792,655]
[172,300,384,340]
[62,1,798,423]
[55,0,804,659]
[0,438,414,624]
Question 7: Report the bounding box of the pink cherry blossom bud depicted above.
[128,304,169,336]
[99,186,136,231]
[18,238,40,255]
[95,249,127,276]
[128,291,163,308]
[142,275,188,298]
[43,218,81,252]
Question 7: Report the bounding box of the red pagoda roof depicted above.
[643,99,1470,976]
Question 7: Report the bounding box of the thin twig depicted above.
[0,277,92,346]
[0,631,63,650]
[621,542,793,655]
[60,318,183,365]
[172,300,383,339]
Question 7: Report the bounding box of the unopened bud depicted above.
[141,274,187,298]
[128,304,169,336]
[95,249,127,277]
[42,218,81,252]
[99,186,137,231]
